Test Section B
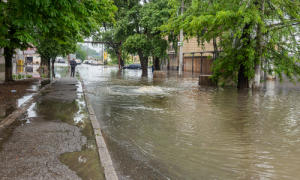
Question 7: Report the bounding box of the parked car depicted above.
[123,64,141,69]
[89,60,99,66]
[82,60,90,64]
[56,59,66,63]
[75,59,82,65]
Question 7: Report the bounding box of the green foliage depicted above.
[75,45,87,60]
[75,45,88,61]
[1,0,116,80]
[97,0,172,72]
[35,0,116,65]
[75,44,101,60]
[122,0,172,64]
[124,34,152,57]
[92,0,130,67]
[26,74,33,78]
[17,74,24,80]
[166,0,300,84]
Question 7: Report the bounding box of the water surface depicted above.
[79,65,300,180]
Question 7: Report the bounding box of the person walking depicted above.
[70,59,77,77]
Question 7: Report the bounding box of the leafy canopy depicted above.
[165,0,300,82]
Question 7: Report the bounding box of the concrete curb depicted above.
[80,81,119,180]
[0,80,54,129]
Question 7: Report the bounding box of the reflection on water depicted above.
[17,94,34,107]
[79,65,300,180]
[22,78,104,179]
[54,64,69,78]
[0,64,68,121]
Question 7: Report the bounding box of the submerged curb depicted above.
[80,81,119,180]
[0,80,54,129]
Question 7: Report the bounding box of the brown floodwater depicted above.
[79,65,300,180]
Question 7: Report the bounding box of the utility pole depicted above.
[102,44,104,62]
[178,0,184,76]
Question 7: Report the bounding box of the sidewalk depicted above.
[0,77,104,180]
[0,79,39,121]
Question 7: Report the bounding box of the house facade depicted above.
[23,48,41,65]
[162,38,217,75]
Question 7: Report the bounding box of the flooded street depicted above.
[79,65,300,180]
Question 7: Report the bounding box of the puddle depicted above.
[0,80,40,121]
[34,80,104,180]
[59,83,104,180]
[59,147,105,180]
[26,84,39,92]
[1,65,104,179]
[54,65,69,78]
[17,94,34,107]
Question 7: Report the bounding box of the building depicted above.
[23,48,41,65]
[162,38,217,75]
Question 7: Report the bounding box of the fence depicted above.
[162,51,219,75]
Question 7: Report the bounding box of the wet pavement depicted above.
[79,65,300,180]
[0,79,40,121]
[0,66,104,179]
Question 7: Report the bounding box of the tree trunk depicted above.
[4,47,14,82]
[253,0,265,89]
[120,57,124,68]
[213,37,219,60]
[51,58,55,78]
[40,56,50,78]
[237,64,249,89]
[47,59,50,78]
[117,49,124,69]
[153,57,160,70]
[237,24,251,89]
[139,52,148,77]
[254,64,261,88]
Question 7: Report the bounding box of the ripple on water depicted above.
[79,66,300,180]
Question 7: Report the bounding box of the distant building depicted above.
[162,38,216,74]
[23,48,41,65]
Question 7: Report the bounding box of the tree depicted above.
[75,45,88,61]
[95,29,125,69]
[36,0,116,78]
[93,0,133,69]
[165,0,300,89]
[140,0,170,70]
[96,0,172,75]
[120,0,171,76]
[0,0,40,82]
[0,0,116,81]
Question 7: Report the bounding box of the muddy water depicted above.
[0,65,68,121]
[79,65,300,180]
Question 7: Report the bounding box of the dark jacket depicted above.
[70,60,77,68]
